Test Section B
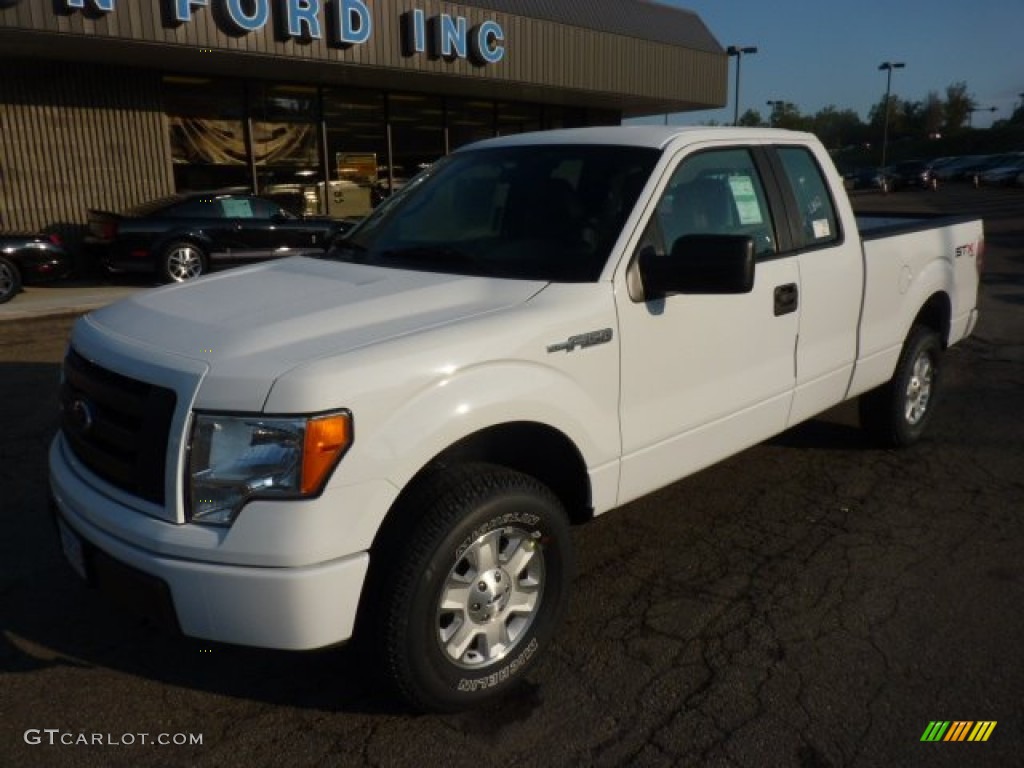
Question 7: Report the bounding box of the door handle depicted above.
[774,283,799,316]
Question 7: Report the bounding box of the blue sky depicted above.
[644,0,1024,129]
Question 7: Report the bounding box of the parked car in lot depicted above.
[884,159,939,190]
[977,155,1024,186]
[0,231,72,304]
[937,154,1023,184]
[86,192,351,283]
[933,155,992,182]
[842,167,892,191]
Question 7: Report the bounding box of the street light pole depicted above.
[766,100,784,127]
[878,61,905,170]
[727,45,758,126]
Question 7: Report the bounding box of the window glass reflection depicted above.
[497,102,541,136]
[448,98,495,150]
[323,89,386,218]
[251,84,322,216]
[389,92,444,198]
[163,76,249,193]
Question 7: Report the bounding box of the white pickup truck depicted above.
[50,127,982,711]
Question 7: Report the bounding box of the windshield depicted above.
[325,144,659,282]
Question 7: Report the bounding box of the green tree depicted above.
[943,81,971,132]
[812,105,867,149]
[923,91,945,136]
[738,108,766,127]
[771,102,810,131]
[869,94,906,137]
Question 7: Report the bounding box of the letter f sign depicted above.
[170,0,210,23]
[62,0,116,11]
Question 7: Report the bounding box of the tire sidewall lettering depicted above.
[455,510,541,559]
[456,636,539,693]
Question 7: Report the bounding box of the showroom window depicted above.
[497,102,542,136]
[447,98,496,152]
[163,76,250,193]
[323,89,387,219]
[250,83,322,216]
[388,92,445,192]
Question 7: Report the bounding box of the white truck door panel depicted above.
[615,146,799,505]
[617,258,799,504]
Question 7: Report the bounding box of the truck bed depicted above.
[855,211,979,239]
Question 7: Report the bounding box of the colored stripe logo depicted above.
[921,721,996,742]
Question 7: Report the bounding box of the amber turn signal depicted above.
[301,413,353,495]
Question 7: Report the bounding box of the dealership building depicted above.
[0,0,725,241]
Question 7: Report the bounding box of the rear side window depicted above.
[776,147,839,249]
[221,197,255,218]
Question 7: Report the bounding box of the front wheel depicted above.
[859,325,943,447]
[375,464,572,712]
[0,256,21,304]
[160,241,206,283]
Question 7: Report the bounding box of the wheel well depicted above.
[414,422,592,525]
[354,422,592,650]
[374,423,593,553]
[0,255,21,277]
[912,292,951,347]
[161,236,206,253]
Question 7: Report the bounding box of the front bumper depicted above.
[50,440,371,651]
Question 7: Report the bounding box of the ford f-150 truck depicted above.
[50,127,982,711]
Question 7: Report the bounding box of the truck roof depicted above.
[466,126,813,151]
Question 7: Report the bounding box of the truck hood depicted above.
[86,256,546,410]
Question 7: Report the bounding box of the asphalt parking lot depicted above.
[1,186,1022,767]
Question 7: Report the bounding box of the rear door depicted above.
[767,145,864,425]
[615,144,801,504]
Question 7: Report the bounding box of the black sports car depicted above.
[0,231,73,304]
[86,192,351,283]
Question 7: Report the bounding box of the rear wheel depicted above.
[160,241,206,283]
[375,464,572,712]
[860,325,943,447]
[0,256,21,304]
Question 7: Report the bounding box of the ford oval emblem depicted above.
[70,398,95,434]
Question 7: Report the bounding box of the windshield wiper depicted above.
[320,236,367,263]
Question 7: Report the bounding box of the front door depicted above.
[616,145,800,504]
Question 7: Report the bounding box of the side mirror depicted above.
[638,234,755,297]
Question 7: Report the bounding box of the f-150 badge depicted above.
[546,328,613,354]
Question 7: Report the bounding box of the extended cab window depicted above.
[776,147,840,249]
[654,148,777,258]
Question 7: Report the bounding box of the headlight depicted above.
[187,411,352,525]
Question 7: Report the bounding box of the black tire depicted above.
[160,241,207,283]
[859,325,943,447]
[0,255,22,304]
[375,464,572,712]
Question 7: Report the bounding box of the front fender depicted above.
[340,359,620,500]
